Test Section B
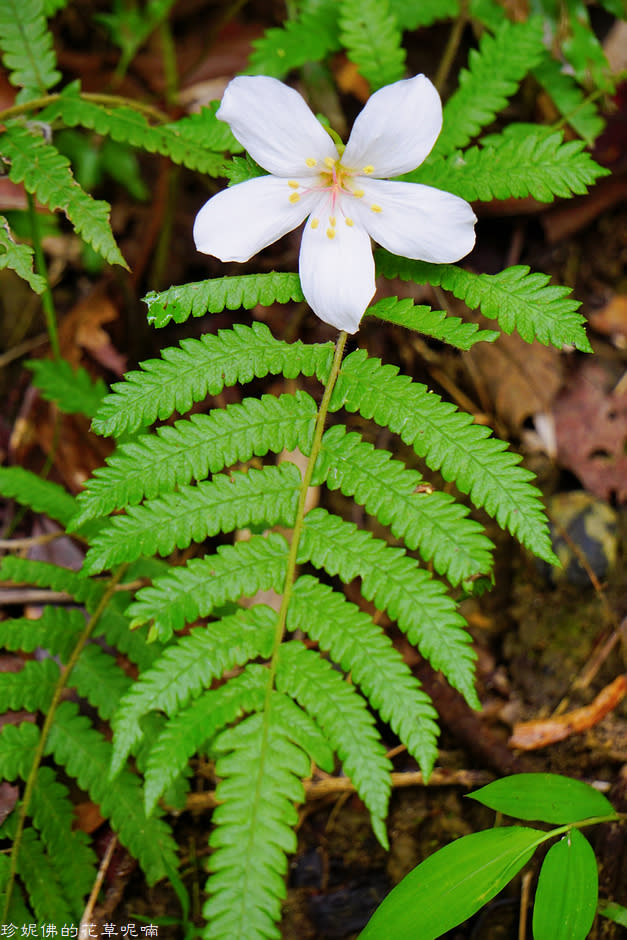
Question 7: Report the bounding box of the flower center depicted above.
[285,157,374,241]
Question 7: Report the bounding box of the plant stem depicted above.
[0,92,169,125]
[26,191,60,360]
[434,3,468,94]
[1,565,128,922]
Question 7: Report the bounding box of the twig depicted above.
[80,834,118,932]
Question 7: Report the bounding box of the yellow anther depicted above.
[289,193,301,204]
[310,218,319,229]
[306,157,317,167]
[323,156,335,168]
[353,188,364,198]
[370,204,382,213]
[326,228,336,239]
[362,165,374,174]
[329,216,336,226]
[345,217,354,227]
[288,180,299,189]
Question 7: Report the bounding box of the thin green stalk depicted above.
[26,191,59,360]
[1,564,128,921]
[0,92,169,125]
[434,4,468,94]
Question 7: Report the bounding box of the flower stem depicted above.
[26,191,60,360]
[0,92,169,125]
[434,2,468,94]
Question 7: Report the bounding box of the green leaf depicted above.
[0,607,84,662]
[15,828,74,923]
[0,658,59,711]
[388,0,459,29]
[248,0,340,79]
[339,0,406,91]
[0,216,46,292]
[0,466,78,528]
[144,272,304,328]
[532,55,604,145]
[367,296,499,348]
[360,826,544,939]
[532,829,598,940]
[27,357,107,418]
[0,721,40,780]
[0,0,61,100]
[71,644,132,719]
[469,774,617,824]
[2,122,127,267]
[597,900,627,927]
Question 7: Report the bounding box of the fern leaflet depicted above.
[15,828,74,923]
[0,556,100,605]
[298,509,479,706]
[0,721,40,780]
[0,607,84,661]
[144,272,304,328]
[329,351,558,564]
[83,462,301,574]
[339,0,406,91]
[0,466,78,528]
[72,392,317,527]
[2,122,126,267]
[388,0,459,29]
[376,250,592,352]
[0,217,46,292]
[0,658,58,712]
[91,322,333,437]
[71,644,133,719]
[367,296,499,348]
[533,55,604,145]
[0,0,60,100]
[27,357,107,418]
[432,17,545,158]
[248,0,340,79]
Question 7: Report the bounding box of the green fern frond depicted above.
[110,605,278,776]
[0,466,78,528]
[97,588,166,671]
[276,641,392,846]
[30,766,96,915]
[223,153,267,187]
[15,828,74,923]
[312,425,494,584]
[298,509,478,705]
[144,272,304,328]
[83,462,301,574]
[0,216,46,292]
[410,130,609,202]
[46,701,178,884]
[339,0,406,91]
[91,322,333,437]
[27,357,107,418]
[71,644,132,719]
[248,0,340,78]
[0,607,84,661]
[288,577,440,778]
[144,666,269,814]
[1,122,127,267]
[0,721,40,780]
[367,296,499,348]
[389,0,459,28]
[72,392,316,528]
[532,55,604,145]
[204,701,311,940]
[0,556,99,604]
[0,0,60,100]
[329,352,558,565]
[376,250,592,352]
[128,532,289,640]
[38,87,241,175]
[432,17,545,158]
[43,0,69,14]
[0,658,58,711]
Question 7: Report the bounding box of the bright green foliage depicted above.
[288,576,440,778]
[0,607,84,661]
[330,350,558,565]
[432,18,545,158]
[14,828,74,924]
[339,0,406,91]
[376,251,592,352]
[470,773,617,824]
[367,296,499,348]
[0,658,59,712]
[83,462,301,574]
[224,153,267,187]
[0,466,78,528]
[0,0,60,100]
[1,122,127,267]
[0,555,98,605]
[38,86,241,175]
[248,0,340,78]
[0,722,40,781]
[27,357,107,418]
[388,0,459,29]
[412,130,609,203]
[91,322,333,437]
[97,0,176,75]
[70,644,132,719]
[0,217,46,292]
[144,272,304,327]
[533,56,604,145]
[533,830,598,940]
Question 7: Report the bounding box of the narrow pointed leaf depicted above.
[469,774,617,824]
[532,830,597,940]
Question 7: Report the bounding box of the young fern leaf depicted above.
[376,250,592,352]
[97,592,165,672]
[367,296,499,348]
[409,131,609,203]
[0,217,46,292]
[91,322,333,437]
[128,532,289,640]
[312,425,494,584]
[0,0,61,100]
[431,17,545,158]
[27,357,107,419]
[532,56,604,145]
[388,0,459,29]
[276,641,392,846]
[0,658,59,712]
[71,644,133,720]
[38,87,242,175]
[339,0,406,91]
[0,607,84,661]
[1,122,126,267]
[83,462,301,575]
[144,272,303,328]
[110,605,278,775]
[248,0,340,79]
[46,701,179,884]
[298,508,479,706]
[144,666,270,814]
[0,466,78,529]
[71,392,317,528]
[0,722,40,781]
[288,576,440,778]
[329,351,558,565]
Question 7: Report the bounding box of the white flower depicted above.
[194,75,477,334]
